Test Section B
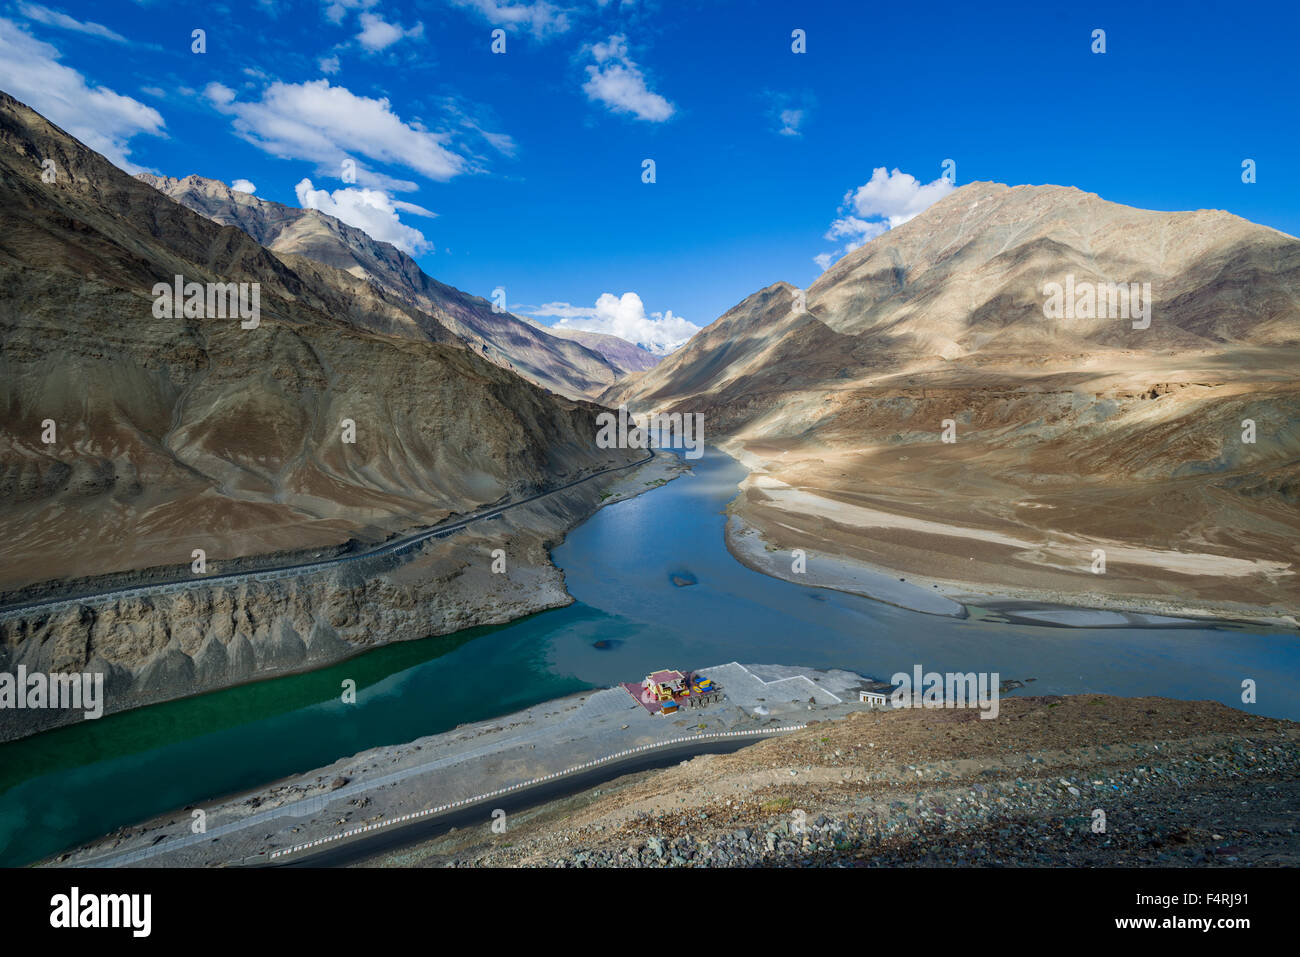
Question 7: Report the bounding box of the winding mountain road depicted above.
[0,450,658,620]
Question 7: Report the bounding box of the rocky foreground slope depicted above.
[0,90,642,736]
[606,183,1300,618]
[137,173,627,399]
[376,695,1299,868]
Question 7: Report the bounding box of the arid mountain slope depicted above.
[136,173,623,400]
[608,183,1300,618]
[523,318,661,375]
[0,91,636,592]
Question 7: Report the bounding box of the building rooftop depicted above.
[647,670,685,685]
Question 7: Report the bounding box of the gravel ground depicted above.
[360,694,1299,868]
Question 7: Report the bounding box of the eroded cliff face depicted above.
[0,468,636,741]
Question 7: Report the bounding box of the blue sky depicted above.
[1,0,1297,351]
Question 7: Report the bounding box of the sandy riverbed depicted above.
[721,442,1298,630]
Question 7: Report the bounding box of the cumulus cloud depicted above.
[815,167,955,270]
[17,2,126,42]
[205,79,467,185]
[449,0,571,39]
[231,179,257,193]
[318,54,340,74]
[532,292,699,355]
[356,12,423,51]
[295,178,434,255]
[582,35,674,123]
[0,18,163,170]
[839,167,956,229]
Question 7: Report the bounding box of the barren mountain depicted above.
[0,90,637,593]
[136,173,624,400]
[607,183,1300,618]
[523,318,661,375]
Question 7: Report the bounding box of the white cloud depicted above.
[448,0,571,39]
[356,12,423,51]
[0,18,163,170]
[582,35,674,123]
[765,91,814,139]
[206,79,467,184]
[816,167,955,270]
[435,96,518,158]
[480,129,516,156]
[532,292,699,355]
[825,215,888,245]
[777,108,804,137]
[17,2,126,42]
[231,179,257,194]
[323,0,377,25]
[295,178,434,255]
[839,167,955,229]
[318,54,340,74]
[204,81,235,105]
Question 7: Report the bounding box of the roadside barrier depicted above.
[266,724,806,861]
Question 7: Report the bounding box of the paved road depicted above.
[268,735,760,868]
[80,688,640,867]
[1,450,657,619]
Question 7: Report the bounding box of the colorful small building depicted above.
[621,668,722,714]
[643,669,687,702]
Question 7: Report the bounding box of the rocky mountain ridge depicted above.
[137,172,629,399]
